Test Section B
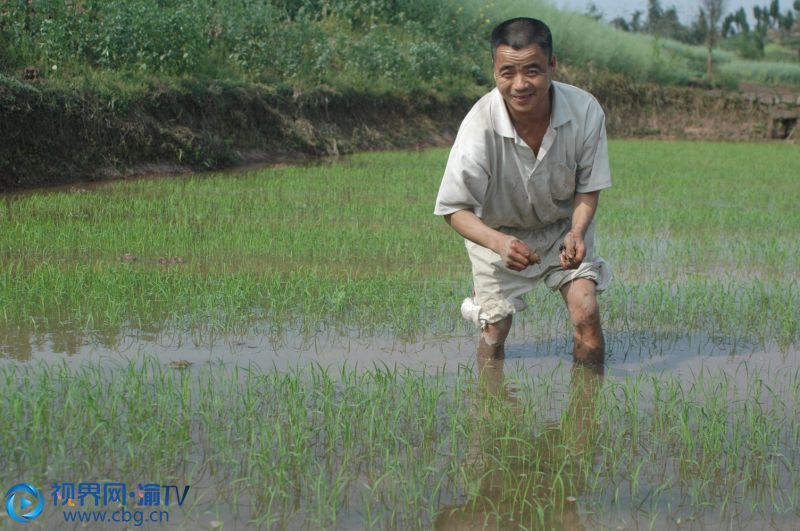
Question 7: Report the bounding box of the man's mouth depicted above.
[511,93,532,103]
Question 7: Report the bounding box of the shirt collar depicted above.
[490,81,571,138]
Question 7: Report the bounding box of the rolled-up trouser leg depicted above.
[460,221,612,333]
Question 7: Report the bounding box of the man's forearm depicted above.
[444,209,505,253]
[445,209,540,271]
[570,191,600,238]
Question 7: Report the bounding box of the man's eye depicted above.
[527,69,540,76]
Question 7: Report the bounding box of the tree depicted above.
[646,0,689,40]
[646,0,664,34]
[700,0,726,84]
[722,7,750,37]
[790,1,800,58]
[611,9,644,32]
[769,0,781,25]
[611,16,631,31]
[583,2,603,21]
[781,9,795,30]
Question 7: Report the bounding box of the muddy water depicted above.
[1,321,797,379]
[2,324,798,531]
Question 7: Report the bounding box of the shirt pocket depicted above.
[548,159,577,201]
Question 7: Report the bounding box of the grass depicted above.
[764,43,800,63]
[1,140,798,348]
[720,60,800,87]
[2,0,798,96]
[1,140,799,527]
[0,356,797,529]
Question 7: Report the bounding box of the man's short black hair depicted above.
[490,18,553,60]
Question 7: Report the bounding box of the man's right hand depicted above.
[497,236,540,271]
[444,210,539,271]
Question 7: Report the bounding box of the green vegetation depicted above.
[608,0,800,84]
[1,141,798,349]
[1,353,798,528]
[0,0,491,97]
[1,0,799,98]
[2,141,798,526]
[765,42,800,62]
[721,59,800,85]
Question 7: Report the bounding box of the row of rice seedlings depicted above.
[2,259,794,355]
[0,151,465,276]
[5,142,795,276]
[2,357,798,528]
[605,236,797,279]
[1,142,797,347]
[0,264,472,343]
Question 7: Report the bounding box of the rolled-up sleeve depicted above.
[434,147,489,217]
[575,102,612,193]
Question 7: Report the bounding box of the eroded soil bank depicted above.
[1,75,797,192]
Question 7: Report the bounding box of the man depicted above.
[434,17,612,364]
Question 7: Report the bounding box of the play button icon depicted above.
[5,483,44,523]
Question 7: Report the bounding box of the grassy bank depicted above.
[2,1,795,189]
[3,0,799,94]
[1,140,798,349]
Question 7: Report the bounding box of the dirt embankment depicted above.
[0,76,797,192]
[585,76,800,140]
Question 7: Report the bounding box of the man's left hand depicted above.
[559,231,585,269]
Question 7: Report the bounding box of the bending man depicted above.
[434,17,612,364]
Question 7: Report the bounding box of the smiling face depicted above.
[493,44,556,120]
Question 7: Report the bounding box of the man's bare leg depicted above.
[475,353,505,397]
[560,278,605,365]
[477,315,512,359]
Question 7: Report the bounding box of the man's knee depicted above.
[573,302,601,332]
[562,279,601,331]
[482,315,512,346]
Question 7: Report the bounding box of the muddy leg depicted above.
[477,315,511,360]
[475,354,505,399]
[560,278,605,365]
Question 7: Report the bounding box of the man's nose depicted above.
[512,73,529,91]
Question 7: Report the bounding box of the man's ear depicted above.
[550,53,558,70]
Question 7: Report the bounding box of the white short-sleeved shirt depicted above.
[434,81,612,230]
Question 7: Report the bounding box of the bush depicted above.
[0,0,796,93]
[722,33,765,60]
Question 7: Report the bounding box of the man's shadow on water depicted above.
[435,344,604,531]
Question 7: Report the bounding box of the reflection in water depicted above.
[435,346,604,531]
[1,317,795,380]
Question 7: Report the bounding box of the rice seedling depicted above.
[1,140,797,352]
[0,355,797,529]
[1,139,798,527]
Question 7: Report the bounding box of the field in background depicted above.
[1,0,799,101]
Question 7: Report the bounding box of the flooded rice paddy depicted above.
[2,326,798,530]
[1,141,799,529]
[1,320,797,378]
